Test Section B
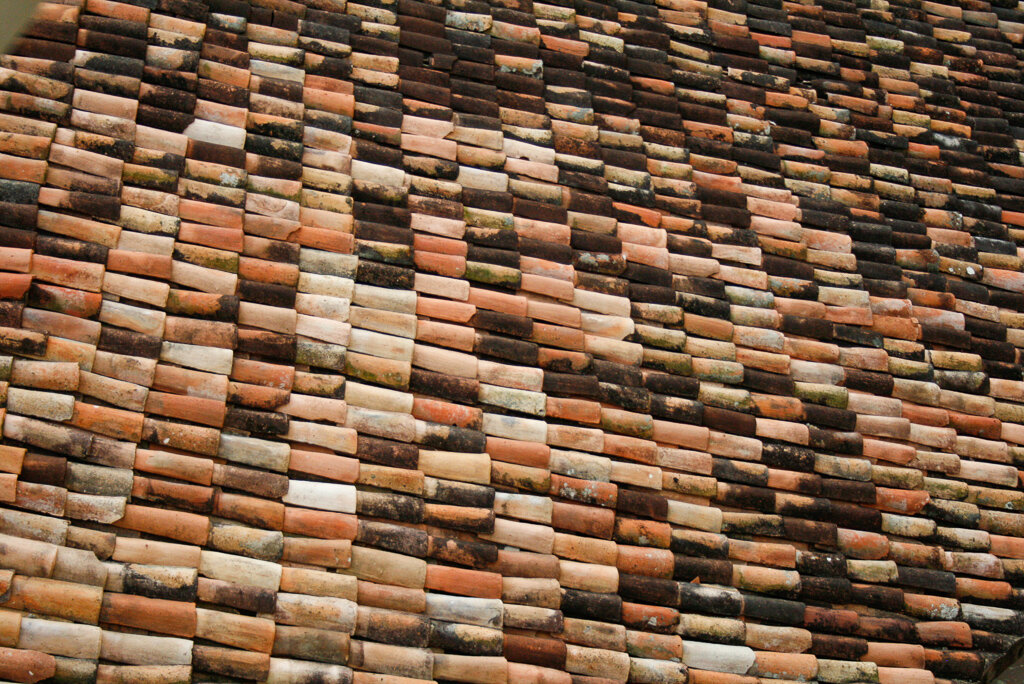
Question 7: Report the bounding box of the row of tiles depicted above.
[0,535,1016,683]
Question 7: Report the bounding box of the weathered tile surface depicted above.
[1,0,1024,682]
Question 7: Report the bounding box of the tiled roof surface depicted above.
[1,0,1024,681]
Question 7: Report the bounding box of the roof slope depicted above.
[0,0,1023,682]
